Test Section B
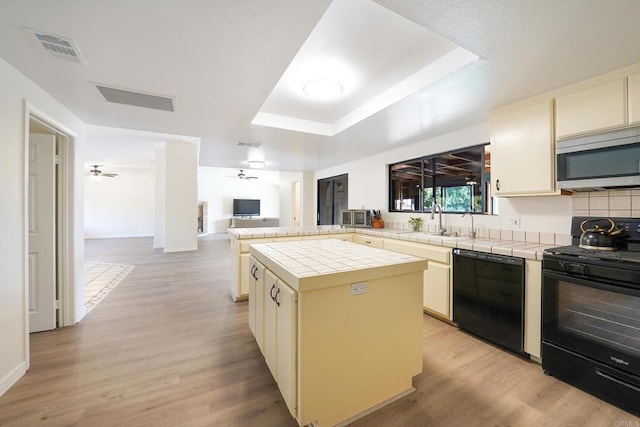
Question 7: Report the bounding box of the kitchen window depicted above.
[389,144,492,214]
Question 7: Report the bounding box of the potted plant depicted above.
[408,217,423,232]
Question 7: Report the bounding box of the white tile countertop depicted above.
[228,226,567,261]
[249,239,428,293]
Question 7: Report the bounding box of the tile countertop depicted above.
[228,226,559,261]
[249,239,428,293]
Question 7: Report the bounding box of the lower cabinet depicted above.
[248,256,265,351]
[382,238,452,320]
[262,269,298,418]
[423,261,451,319]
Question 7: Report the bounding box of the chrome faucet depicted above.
[462,212,476,238]
[430,199,447,236]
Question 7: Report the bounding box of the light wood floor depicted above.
[0,235,638,426]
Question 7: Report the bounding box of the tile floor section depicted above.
[84,261,134,313]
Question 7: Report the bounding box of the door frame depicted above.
[316,173,348,225]
[23,102,78,368]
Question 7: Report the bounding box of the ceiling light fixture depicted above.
[247,160,265,169]
[303,79,343,100]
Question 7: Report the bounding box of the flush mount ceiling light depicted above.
[247,160,265,169]
[303,79,343,100]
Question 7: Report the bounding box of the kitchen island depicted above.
[248,239,427,427]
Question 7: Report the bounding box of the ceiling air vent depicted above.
[95,85,175,112]
[238,142,262,148]
[25,27,87,65]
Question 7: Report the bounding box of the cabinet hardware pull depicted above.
[270,283,276,301]
[496,179,500,191]
[275,288,281,306]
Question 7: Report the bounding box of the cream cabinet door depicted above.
[629,71,640,126]
[424,262,450,319]
[239,253,251,297]
[524,260,542,359]
[556,78,626,138]
[263,269,279,379]
[254,262,266,353]
[248,257,265,351]
[491,99,556,195]
[276,280,298,418]
[248,256,257,336]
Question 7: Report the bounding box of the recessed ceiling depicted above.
[3,0,640,172]
[252,0,477,136]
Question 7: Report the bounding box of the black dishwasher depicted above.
[453,248,527,358]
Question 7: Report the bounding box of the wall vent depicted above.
[238,142,262,148]
[95,85,175,112]
[25,27,87,65]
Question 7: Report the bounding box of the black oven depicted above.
[542,217,640,417]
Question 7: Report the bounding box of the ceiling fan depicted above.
[86,165,118,178]
[227,169,258,180]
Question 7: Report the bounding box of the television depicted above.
[233,199,260,217]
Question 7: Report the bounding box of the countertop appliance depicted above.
[339,209,372,228]
[453,249,526,357]
[542,216,640,417]
[557,126,640,191]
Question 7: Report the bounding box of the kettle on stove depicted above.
[579,218,621,250]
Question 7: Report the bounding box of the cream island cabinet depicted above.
[248,239,427,427]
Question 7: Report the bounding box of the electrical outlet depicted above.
[351,282,368,295]
[507,216,521,228]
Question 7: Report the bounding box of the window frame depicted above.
[388,143,490,215]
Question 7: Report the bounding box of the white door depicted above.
[28,132,57,332]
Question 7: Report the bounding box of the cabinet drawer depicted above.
[352,234,384,248]
[383,239,450,264]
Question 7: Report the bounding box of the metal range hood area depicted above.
[556,126,640,192]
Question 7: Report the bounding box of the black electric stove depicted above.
[542,216,640,417]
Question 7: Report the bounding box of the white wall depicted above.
[84,167,155,238]
[198,167,280,233]
[314,122,572,235]
[0,57,86,396]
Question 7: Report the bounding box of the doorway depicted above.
[25,108,78,340]
[317,174,348,225]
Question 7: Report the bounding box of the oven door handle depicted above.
[594,369,640,393]
[543,270,640,297]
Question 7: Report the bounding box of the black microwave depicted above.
[557,126,640,191]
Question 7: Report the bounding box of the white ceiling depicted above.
[2,0,640,173]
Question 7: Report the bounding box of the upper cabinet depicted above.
[628,71,640,126]
[490,99,556,196]
[556,77,627,139]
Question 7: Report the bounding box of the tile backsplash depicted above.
[571,189,640,217]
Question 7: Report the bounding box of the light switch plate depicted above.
[351,282,368,295]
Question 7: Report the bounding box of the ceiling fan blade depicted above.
[102,173,118,177]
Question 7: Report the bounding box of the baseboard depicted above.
[0,361,26,397]
[163,245,198,253]
[84,234,154,239]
